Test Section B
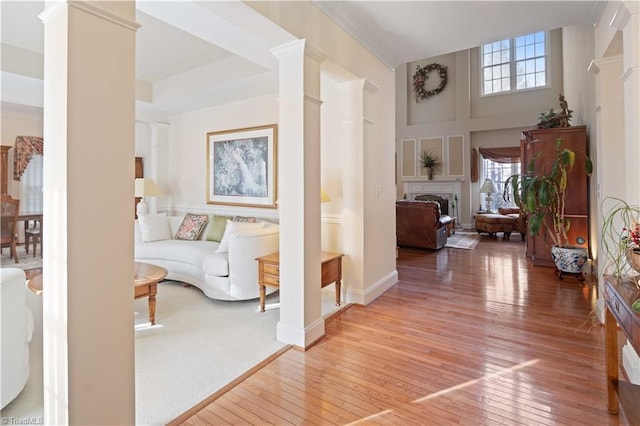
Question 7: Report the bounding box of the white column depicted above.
[617,1,640,384]
[271,39,325,348]
[589,55,625,323]
[338,79,366,304]
[40,2,138,423]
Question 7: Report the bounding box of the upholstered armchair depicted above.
[498,206,527,240]
[1,268,34,409]
[396,200,452,250]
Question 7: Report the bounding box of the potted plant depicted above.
[419,149,440,180]
[503,138,593,278]
[601,197,640,282]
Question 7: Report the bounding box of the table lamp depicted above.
[135,178,163,215]
[480,178,498,212]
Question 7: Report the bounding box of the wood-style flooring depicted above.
[179,233,630,425]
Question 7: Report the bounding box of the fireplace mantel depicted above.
[403,181,462,217]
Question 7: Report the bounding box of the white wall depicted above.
[396,29,566,226]
[167,94,280,220]
[250,1,398,304]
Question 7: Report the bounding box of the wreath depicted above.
[413,63,448,101]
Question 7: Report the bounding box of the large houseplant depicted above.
[503,138,593,276]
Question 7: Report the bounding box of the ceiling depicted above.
[1,1,606,118]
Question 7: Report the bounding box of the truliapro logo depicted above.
[1,417,44,425]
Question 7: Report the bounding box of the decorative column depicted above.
[40,1,138,423]
[589,55,625,323]
[271,39,325,348]
[616,0,640,384]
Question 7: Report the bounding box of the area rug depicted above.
[0,245,42,271]
[445,231,481,250]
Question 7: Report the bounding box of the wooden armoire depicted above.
[521,125,590,267]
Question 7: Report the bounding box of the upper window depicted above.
[482,31,547,96]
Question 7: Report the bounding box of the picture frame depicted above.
[206,124,277,208]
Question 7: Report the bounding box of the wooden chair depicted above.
[25,220,41,258]
[1,195,20,263]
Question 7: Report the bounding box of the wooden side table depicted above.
[256,251,344,312]
[604,274,640,424]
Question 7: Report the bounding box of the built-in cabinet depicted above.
[521,125,589,267]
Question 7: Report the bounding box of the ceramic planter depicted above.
[551,246,588,273]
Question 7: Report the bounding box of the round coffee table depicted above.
[26,262,167,325]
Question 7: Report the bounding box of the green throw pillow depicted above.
[206,215,231,242]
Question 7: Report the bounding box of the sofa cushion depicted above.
[206,215,231,242]
[138,213,171,242]
[135,239,221,268]
[215,220,265,253]
[175,213,209,241]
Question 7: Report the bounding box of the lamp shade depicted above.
[479,178,498,194]
[321,188,331,203]
[135,178,163,198]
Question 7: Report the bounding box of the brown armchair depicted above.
[396,200,452,250]
[498,206,527,240]
[1,194,20,262]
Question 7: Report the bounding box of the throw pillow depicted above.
[175,213,209,241]
[215,220,265,253]
[138,213,171,242]
[232,216,256,223]
[206,215,231,242]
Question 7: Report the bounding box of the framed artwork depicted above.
[206,124,277,208]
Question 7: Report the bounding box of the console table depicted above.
[256,251,343,312]
[604,274,640,424]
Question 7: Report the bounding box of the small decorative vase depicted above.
[551,246,588,273]
[626,248,640,274]
[427,168,433,180]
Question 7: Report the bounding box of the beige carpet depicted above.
[0,245,42,271]
[445,231,481,250]
[1,279,345,425]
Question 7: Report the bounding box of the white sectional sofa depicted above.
[134,215,279,301]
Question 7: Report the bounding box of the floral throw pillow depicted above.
[175,213,209,241]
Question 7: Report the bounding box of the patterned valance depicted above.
[13,136,43,181]
[478,146,521,164]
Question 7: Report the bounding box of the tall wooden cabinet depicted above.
[521,125,590,267]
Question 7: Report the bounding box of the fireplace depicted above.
[403,181,461,219]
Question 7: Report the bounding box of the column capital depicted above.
[588,55,623,75]
[40,1,140,31]
[611,3,632,30]
[270,38,326,63]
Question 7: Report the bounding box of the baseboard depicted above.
[347,270,398,306]
[276,316,325,348]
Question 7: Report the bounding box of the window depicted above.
[483,158,520,209]
[20,154,43,212]
[482,31,547,95]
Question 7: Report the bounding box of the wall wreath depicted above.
[413,63,448,102]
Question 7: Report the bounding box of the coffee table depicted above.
[134,262,167,325]
[27,262,167,325]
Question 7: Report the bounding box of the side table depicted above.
[604,274,640,424]
[256,251,344,312]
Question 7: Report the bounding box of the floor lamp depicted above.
[480,178,498,213]
[135,178,163,215]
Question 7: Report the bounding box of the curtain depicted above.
[478,146,521,163]
[13,136,43,181]
[471,148,478,183]
[20,154,43,213]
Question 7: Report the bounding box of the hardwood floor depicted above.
[178,234,630,425]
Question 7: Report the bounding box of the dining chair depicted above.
[1,195,20,263]
[25,221,41,258]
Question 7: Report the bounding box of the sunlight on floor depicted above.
[348,359,540,423]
